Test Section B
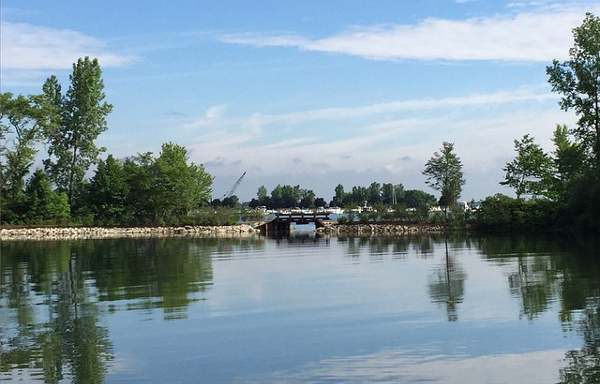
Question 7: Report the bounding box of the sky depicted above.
[2,0,599,202]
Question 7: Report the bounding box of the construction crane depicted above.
[222,171,246,199]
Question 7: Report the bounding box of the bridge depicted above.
[258,212,330,233]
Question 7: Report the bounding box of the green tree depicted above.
[257,185,267,199]
[500,134,553,198]
[403,189,436,209]
[123,152,156,223]
[153,143,213,222]
[299,188,316,208]
[332,184,346,207]
[547,13,600,165]
[43,57,113,205]
[551,125,586,199]
[351,186,368,207]
[423,142,465,211]
[0,93,52,199]
[24,169,70,223]
[124,143,213,224]
[382,183,404,205]
[87,155,129,224]
[367,182,382,205]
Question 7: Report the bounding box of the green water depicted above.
[1,234,599,383]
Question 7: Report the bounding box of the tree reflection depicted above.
[558,302,600,383]
[1,241,112,383]
[0,237,261,382]
[427,238,466,322]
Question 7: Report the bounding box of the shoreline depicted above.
[0,224,258,241]
[0,222,448,241]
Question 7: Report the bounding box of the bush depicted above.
[358,212,370,223]
[475,194,554,231]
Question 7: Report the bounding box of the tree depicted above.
[314,197,327,208]
[547,13,600,165]
[124,144,213,224]
[257,185,267,199]
[367,182,382,205]
[422,142,465,211]
[331,184,346,207]
[382,183,404,205]
[500,134,553,198]
[299,189,315,208]
[153,142,213,221]
[550,125,586,199]
[0,93,52,198]
[350,186,368,207]
[43,57,113,205]
[24,169,70,223]
[87,155,129,224]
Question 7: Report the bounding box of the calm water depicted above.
[1,234,599,383]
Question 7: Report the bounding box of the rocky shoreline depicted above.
[0,222,449,241]
[317,222,446,236]
[0,224,257,241]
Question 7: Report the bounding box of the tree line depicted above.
[475,13,600,232]
[2,13,599,232]
[1,57,214,226]
[242,182,437,212]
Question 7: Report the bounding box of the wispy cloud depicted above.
[183,86,555,135]
[1,22,136,85]
[220,6,599,62]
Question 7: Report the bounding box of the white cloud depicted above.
[220,7,599,62]
[0,22,136,85]
[237,347,567,383]
[174,86,575,199]
[183,86,555,135]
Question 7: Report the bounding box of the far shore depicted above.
[0,221,451,241]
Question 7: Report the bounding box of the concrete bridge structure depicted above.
[258,212,330,234]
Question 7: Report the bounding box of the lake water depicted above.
[1,234,599,383]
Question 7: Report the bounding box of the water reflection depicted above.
[558,301,600,383]
[0,238,264,382]
[1,234,600,383]
[427,239,466,322]
[1,241,112,384]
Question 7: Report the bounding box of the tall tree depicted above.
[43,57,113,205]
[500,134,553,199]
[423,142,465,211]
[547,13,600,165]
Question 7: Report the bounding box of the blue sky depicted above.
[2,0,598,201]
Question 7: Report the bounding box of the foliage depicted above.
[257,185,268,199]
[87,155,129,225]
[123,143,213,225]
[23,169,71,224]
[550,124,586,200]
[423,142,465,210]
[475,194,554,231]
[43,57,113,205]
[547,13,600,165]
[0,92,51,199]
[500,134,553,198]
[358,212,370,223]
[337,216,349,224]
